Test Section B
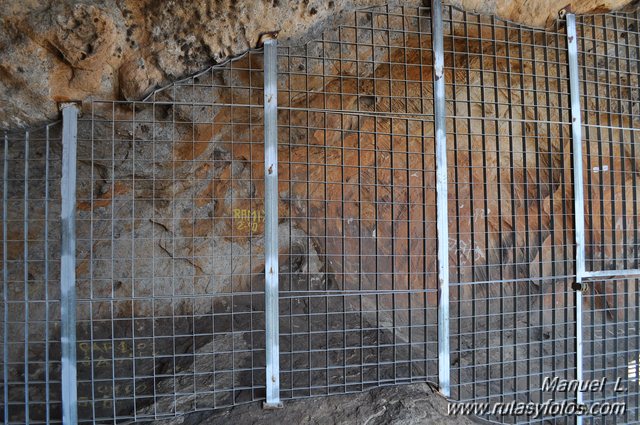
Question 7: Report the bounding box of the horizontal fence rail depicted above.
[1,3,639,425]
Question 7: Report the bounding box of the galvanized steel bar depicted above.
[44,124,52,422]
[3,131,9,423]
[263,37,283,409]
[23,130,30,423]
[566,13,586,284]
[60,103,79,425]
[432,0,450,398]
[583,269,640,279]
[565,12,584,424]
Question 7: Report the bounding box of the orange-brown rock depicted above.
[2,4,639,421]
[1,0,638,130]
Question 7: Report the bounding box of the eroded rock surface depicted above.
[137,383,474,425]
[1,0,637,129]
[2,5,640,416]
[1,3,639,424]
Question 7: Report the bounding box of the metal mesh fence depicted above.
[583,277,639,424]
[1,124,63,423]
[1,3,640,425]
[277,4,439,398]
[577,10,640,275]
[444,8,577,424]
[73,52,267,422]
[577,8,640,425]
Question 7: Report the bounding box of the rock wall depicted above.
[1,2,640,422]
[0,0,638,130]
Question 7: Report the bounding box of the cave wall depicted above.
[1,0,638,130]
[1,1,640,422]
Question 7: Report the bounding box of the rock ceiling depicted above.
[0,0,637,129]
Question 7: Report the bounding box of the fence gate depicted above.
[1,2,640,425]
[576,11,640,424]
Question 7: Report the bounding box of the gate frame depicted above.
[564,11,586,425]
[564,9,640,424]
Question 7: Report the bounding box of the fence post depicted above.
[432,0,450,398]
[3,132,9,422]
[563,11,584,425]
[23,130,31,422]
[263,36,283,409]
[60,103,79,425]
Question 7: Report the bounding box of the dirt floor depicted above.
[138,383,476,425]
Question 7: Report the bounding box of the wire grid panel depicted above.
[1,124,63,424]
[277,4,439,398]
[577,10,640,274]
[74,52,267,422]
[444,7,578,424]
[577,9,640,424]
[583,277,639,424]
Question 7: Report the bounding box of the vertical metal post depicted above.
[565,12,586,286]
[263,36,283,409]
[23,130,30,423]
[432,0,450,398]
[3,132,9,422]
[565,12,584,425]
[60,103,79,424]
[44,124,51,423]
